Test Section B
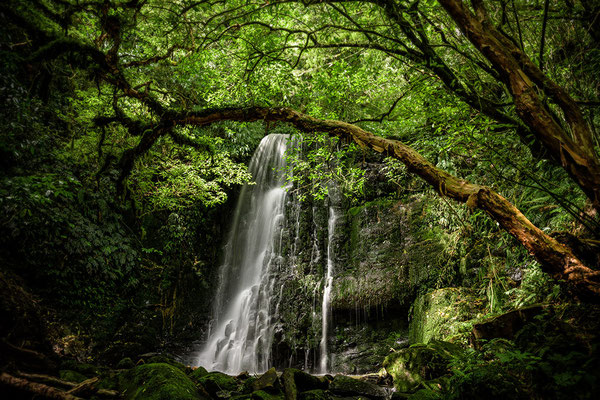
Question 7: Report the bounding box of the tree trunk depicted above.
[437,0,600,212]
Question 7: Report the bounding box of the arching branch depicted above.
[158,105,600,302]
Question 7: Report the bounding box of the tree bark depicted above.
[0,372,83,400]
[15,373,120,398]
[174,106,600,302]
[437,0,600,211]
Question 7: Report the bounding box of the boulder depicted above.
[123,362,206,399]
[281,368,327,400]
[117,357,135,369]
[329,374,387,400]
[252,367,281,393]
[298,389,329,400]
[382,341,461,393]
[198,371,239,396]
[189,366,209,382]
[252,389,285,400]
[470,305,545,349]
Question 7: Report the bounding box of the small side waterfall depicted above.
[196,134,290,374]
[319,206,337,373]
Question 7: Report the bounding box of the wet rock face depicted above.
[271,193,448,372]
[329,315,408,374]
[331,197,446,313]
[201,141,452,374]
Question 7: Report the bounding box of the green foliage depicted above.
[506,263,562,309]
[0,173,139,316]
[445,310,600,400]
[130,139,252,212]
[285,133,366,204]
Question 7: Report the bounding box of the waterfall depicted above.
[196,134,290,374]
[319,206,337,373]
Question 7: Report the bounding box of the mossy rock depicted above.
[407,388,442,400]
[189,366,209,382]
[242,376,258,393]
[383,341,461,393]
[97,369,127,391]
[231,395,253,400]
[252,389,284,400]
[59,369,88,383]
[198,371,239,395]
[117,357,136,369]
[329,375,387,400]
[143,355,187,372]
[409,288,484,345]
[298,389,330,400]
[282,368,327,400]
[123,362,204,399]
[252,368,281,392]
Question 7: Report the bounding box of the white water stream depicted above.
[319,207,337,373]
[195,134,289,374]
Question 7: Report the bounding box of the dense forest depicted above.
[1,0,600,399]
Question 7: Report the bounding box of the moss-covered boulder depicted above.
[252,389,285,400]
[409,288,485,345]
[281,368,327,400]
[198,371,239,396]
[252,367,281,392]
[329,374,387,400]
[117,357,135,369]
[242,376,258,393]
[298,389,329,400]
[470,305,545,349]
[189,366,209,382]
[123,362,204,399]
[383,341,461,393]
[408,388,442,400]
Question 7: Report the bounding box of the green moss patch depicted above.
[383,341,462,393]
[123,362,203,400]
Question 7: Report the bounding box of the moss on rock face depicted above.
[383,341,461,393]
[409,288,485,345]
[123,362,204,400]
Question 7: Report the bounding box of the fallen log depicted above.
[16,372,120,398]
[0,372,83,400]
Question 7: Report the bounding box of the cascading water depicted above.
[196,134,290,374]
[319,206,337,373]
